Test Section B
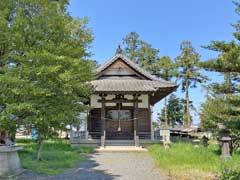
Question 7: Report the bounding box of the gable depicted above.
[97,58,147,80]
[96,54,158,80]
[109,59,129,69]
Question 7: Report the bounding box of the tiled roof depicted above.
[92,53,178,104]
[90,79,176,92]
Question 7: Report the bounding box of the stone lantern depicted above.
[220,136,231,159]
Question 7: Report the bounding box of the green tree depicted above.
[152,121,159,130]
[122,33,178,127]
[0,0,94,160]
[176,41,208,128]
[200,1,240,151]
[155,56,177,127]
[158,94,184,127]
[200,87,240,151]
[122,32,159,74]
[122,32,140,63]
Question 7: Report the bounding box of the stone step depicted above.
[105,140,134,146]
[96,146,147,152]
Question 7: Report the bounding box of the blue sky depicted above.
[68,0,238,124]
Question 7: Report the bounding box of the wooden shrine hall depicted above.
[71,47,177,147]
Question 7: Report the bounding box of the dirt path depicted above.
[16,152,169,180]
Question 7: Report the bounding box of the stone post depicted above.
[220,136,231,159]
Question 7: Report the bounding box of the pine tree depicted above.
[155,56,177,127]
[176,41,208,128]
[122,33,178,127]
[122,32,160,74]
[158,94,184,127]
[200,1,240,151]
[0,0,94,160]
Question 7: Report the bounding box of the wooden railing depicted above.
[137,131,162,141]
[70,131,88,144]
[70,131,86,138]
[137,132,151,140]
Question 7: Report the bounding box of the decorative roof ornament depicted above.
[115,45,123,54]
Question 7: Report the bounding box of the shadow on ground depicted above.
[13,153,120,180]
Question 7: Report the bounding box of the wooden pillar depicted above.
[100,94,106,135]
[100,94,106,148]
[133,94,139,135]
[133,94,139,147]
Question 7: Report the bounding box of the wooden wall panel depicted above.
[110,59,132,69]
[88,108,101,138]
[98,58,145,80]
[137,108,151,139]
[88,107,151,139]
[137,108,151,131]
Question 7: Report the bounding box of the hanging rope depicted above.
[105,118,137,122]
[89,102,138,132]
[89,115,139,121]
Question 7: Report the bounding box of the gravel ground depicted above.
[13,152,169,180]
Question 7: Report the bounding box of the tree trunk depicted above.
[37,139,44,161]
[185,80,191,128]
[164,98,168,128]
[10,131,16,142]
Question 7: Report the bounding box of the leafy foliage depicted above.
[200,92,240,151]
[154,56,178,127]
[200,1,240,152]
[122,33,179,127]
[220,167,240,180]
[122,32,160,74]
[200,3,240,73]
[0,0,94,160]
[154,56,177,81]
[176,41,208,127]
[158,94,184,127]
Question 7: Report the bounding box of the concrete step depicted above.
[96,146,147,152]
[105,140,134,146]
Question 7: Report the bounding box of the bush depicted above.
[219,167,240,180]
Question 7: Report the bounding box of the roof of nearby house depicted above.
[90,52,178,104]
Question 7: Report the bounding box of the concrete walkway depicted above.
[16,152,169,180]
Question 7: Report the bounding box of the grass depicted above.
[148,143,240,180]
[16,138,94,175]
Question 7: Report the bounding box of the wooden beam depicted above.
[98,99,142,103]
[95,91,152,95]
